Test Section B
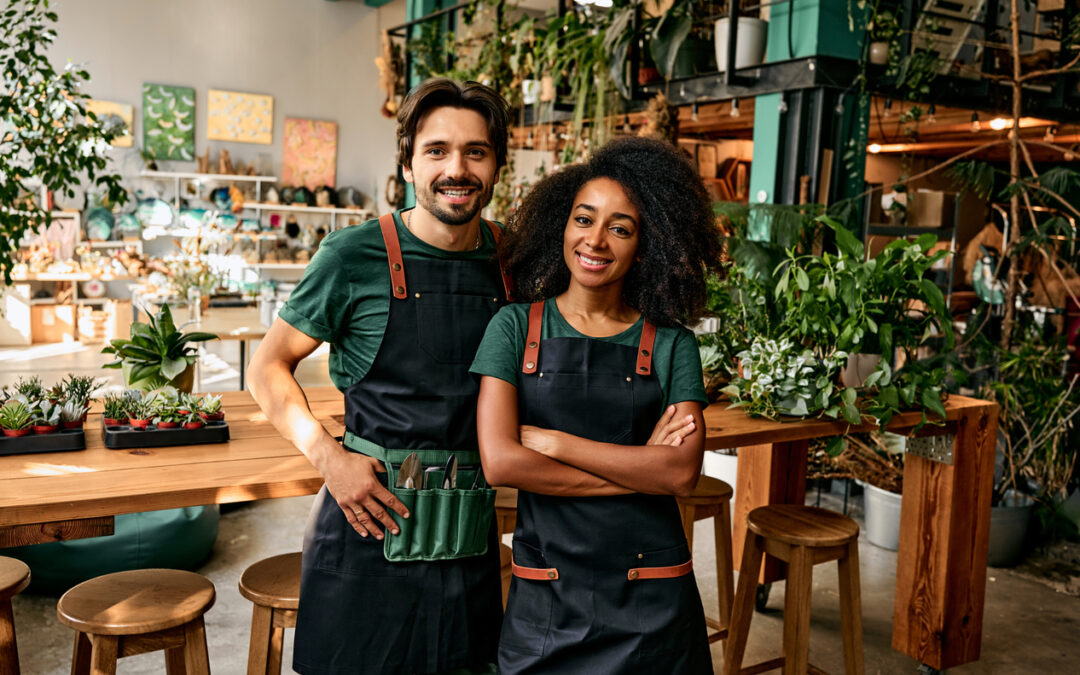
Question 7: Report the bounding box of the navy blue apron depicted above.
[499,301,712,675]
[293,214,510,675]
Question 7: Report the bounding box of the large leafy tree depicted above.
[1,0,125,282]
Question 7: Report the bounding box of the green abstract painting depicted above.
[142,83,195,161]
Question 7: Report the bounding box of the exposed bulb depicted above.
[1044,126,1057,143]
[927,104,936,124]
[970,112,981,132]
[730,99,740,118]
[883,98,893,118]
[691,102,699,122]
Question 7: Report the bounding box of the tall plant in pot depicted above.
[101,304,217,392]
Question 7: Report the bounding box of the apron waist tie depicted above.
[627,560,693,580]
[512,562,559,580]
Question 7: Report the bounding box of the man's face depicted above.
[403,106,498,226]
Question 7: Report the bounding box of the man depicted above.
[248,78,512,675]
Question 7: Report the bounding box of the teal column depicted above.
[747,93,782,241]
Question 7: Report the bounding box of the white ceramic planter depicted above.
[869,41,889,65]
[714,17,768,72]
[863,482,902,550]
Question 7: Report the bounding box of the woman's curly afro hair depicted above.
[503,136,722,327]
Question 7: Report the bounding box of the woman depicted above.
[470,136,723,674]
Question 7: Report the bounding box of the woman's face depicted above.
[562,177,641,293]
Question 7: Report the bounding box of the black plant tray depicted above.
[0,428,86,456]
[102,420,230,449]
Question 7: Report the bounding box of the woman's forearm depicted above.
[481,438,633,497]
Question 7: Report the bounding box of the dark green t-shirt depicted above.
[470,300,707,408]
[278,210,503,391]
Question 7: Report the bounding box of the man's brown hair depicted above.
[396,78,511,171]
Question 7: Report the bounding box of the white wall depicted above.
[47,0,406,211]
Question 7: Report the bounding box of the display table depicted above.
[0,388,995,670]
[703,394,997,671]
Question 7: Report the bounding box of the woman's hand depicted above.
[647,404,696,447]
[519,425,562,458]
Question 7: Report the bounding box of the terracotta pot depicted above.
[183,422,204,430]
[199,411,225,421]
[33,424,59,434]
[156,421,180,429]
[62,421,83,430]
[178,410,191,416]
[2,428,32,437]
[103,417,127,426]
[129,418,151,429]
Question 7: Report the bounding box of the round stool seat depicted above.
[747,505,859,548]
[0,557,30,601]
[239,552,301,610]
[681,475,733,504]
[57,569,215,636]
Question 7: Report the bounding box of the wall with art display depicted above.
[46,0,405,211]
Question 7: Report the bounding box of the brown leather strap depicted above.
[379,213,407,300]
[485,220,514,302]
[636,319,657,376]
[512,562,559,580]
[627,559,693,580]
[522,301,543,374]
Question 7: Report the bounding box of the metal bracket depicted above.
[905,434,955,465]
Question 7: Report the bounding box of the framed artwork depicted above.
[282,118,337,188]
[207,89,273,144]
[86,100,133,147]
[142,83,195,161]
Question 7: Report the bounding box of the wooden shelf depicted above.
[243,202,372,217]
[140,170,276,183]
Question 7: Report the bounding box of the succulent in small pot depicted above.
[102,395,129,425]
[60,400,89,429]
[154,411,182,429]
[182,411,205,430]
[125,394,157,429]
[61,375,104,419]
[177,392,201,416]
[14,376,43,401]
[32,400,62,434]
[1,397,34,437]
[46,383,65,404]
[198,394,224,421]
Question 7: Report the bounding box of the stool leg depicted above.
[165,643,188,675]
[267,610,285,675]
[247,604,273,675]
[1,599,19,675]
[680,504,696,549]
[781,546,814,675]
[714,500,735,642]
[723,531,765,675]
[182,617,211,675]
[838,540,865,675]
[71,632,92,675]
[89,635,118,675]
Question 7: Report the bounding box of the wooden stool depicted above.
[57,568,215,675]
[1,557,31,675]
[499,543,513,609]
[723,505,864,675]
[677,475,736,644]
[239,552,301,675]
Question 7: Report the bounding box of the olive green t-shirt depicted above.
[469,300,707,408]
[278,210,503,391]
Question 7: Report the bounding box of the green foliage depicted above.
[947,160,997,201]
[200,394,222,414]
[123,392,157,421]
[13,375,42,400]
[0,0,127,282]
[722,336,849,418]
[61,374,103,407]
[0,397,33,430]
[101,394,128,419]
[100,304,217,390]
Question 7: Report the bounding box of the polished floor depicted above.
[3,340,1078,674]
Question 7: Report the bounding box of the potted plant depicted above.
[61,375,104,414]
[102,395,129,426]
[0,398,34,437]
[154,411,182,429]
[816,432,906,549]
[101,303,217,392]
[199,394,224,422]
[32,400,61,434]
[14,376,43,402]
[125,395,156,430]
[60,400,89,430]
[868,9,901,66]
[182,411,205,430]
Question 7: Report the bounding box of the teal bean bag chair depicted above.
[2,505,219,594]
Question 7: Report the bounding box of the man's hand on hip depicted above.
[321,445,411,540]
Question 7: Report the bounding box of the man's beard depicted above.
[414,178,494,226]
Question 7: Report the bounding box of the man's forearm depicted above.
[248,359,341,473]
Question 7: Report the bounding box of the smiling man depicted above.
[248,79,511,675]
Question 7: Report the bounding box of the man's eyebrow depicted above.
[419,139,493,148]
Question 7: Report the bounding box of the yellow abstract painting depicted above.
[207,89,273,144]
[86,99,133,147]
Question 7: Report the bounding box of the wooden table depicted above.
[171,306,267,390]
[0,387,995,671]
[703,394,997,671]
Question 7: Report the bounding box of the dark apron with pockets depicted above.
[498,301,712,675]
[294,214,511,675]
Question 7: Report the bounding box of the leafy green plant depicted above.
[723,336,849,418]
[200,394,222,415]
[0,398,33,430]
[61,375,103,407]
[14,376,43,401]
[0,0,127,282]
[101,304,217,391]
[183,411,204,425]
[101,395,128,420]
[124,393,157,422]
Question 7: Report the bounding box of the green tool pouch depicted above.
[344,432,496,562]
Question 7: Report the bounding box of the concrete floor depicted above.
[4,340,1080,673]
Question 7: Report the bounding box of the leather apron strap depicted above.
[521,299,656,376]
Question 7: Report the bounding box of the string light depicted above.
[927,104,936,124]
[989,117,1008,131]
[621,114,632,134]
[1045,126,1057,143]
[883,98,893,118]
[868,143,882,154]
[730,99,740,118]
[970,112,981,132]
[691,102,699,122]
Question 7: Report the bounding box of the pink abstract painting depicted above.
[282,118,338,188]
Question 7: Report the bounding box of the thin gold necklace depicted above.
[406,209,482,250]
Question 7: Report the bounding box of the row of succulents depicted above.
[0,375,102,437]
[101,389,224,430]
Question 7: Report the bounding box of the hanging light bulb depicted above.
[691,102,699,122]
[778,95,788,113]
[927,104,936,124]
[730,99,740,118]
[525,130,535,148]
[1045,126,1057,143]
[989,117,1008,131]
[868,143,883,154]
[883,98,893,118]
[970,112,981,132]
[621,114,632,134]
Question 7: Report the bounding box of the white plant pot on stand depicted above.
[714,17,768,71]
